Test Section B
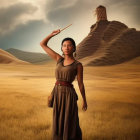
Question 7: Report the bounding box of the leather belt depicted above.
[55,80,73,88]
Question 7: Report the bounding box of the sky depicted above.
[0,0,140,54]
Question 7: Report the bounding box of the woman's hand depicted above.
[82,100,87,111]
[50,29,61,37]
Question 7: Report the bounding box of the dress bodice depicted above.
[55,57,81,83]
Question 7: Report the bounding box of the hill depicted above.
[0,49,30,64]
[6,48,51,64]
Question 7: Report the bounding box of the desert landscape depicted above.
[0,57,140,140]
[0,4,140,140]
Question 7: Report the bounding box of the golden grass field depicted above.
[0,58,140,140]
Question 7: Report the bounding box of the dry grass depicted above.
[0,61,140,140]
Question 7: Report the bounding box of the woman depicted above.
[40,29,87,140]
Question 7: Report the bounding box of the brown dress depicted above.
[51,57,82,140]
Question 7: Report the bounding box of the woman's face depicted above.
[62,40,74,55]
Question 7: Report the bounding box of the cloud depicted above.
[0,0,18,7]
[46,0,140,29]
[0,0,140,54]
[46,0,99,26]
[104,0,140,29]
[0,19,51,52]
[0,2,38,35]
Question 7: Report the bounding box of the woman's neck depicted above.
[64,54,75,60]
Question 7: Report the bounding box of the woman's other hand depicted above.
[82,100,87,111]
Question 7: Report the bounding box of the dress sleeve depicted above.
[57,57,64,64]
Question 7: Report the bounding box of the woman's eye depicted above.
[63,45,73,47]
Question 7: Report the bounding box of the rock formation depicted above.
[76,5,140,66]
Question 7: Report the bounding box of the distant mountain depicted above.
[5,48,51,63]
[0,49,30,64]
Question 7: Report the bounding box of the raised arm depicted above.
[40,29,63,62]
